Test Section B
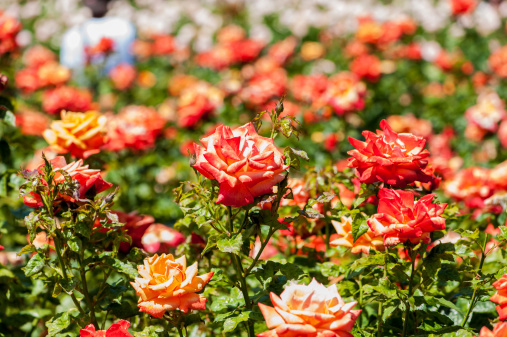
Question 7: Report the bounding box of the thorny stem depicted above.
[402,248,417,337]
[227,207,255,337]
[461,234,488,327]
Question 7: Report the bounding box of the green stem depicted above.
[53,236,86,317]
[461,235,488,327]
[244,227,276,277]
[377,254,388,337]
[79,256,97,327]
[227,207,255,337]
[402,248,416,337]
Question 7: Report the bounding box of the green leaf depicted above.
[23,253,45,277]
[217,234,243,255]
[424,296,462,313]
[68,237,82,253]
[350,253,384,271]
[288,147,309,161]
[316,192,335,203]
[133,326,165,337]
[352,218,369,243]
[46,311,72,336]
[18,243,36,256]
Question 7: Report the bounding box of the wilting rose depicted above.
[141,224,185,253]
[489,274,507,320]
[348,119,433,187]
[110,63,136,90]
[479,322,507,337]
[42,86,93,114]
[23,156,112,208]
[258,278,361,337]
[367,189,447,246]
[43,110,107,158]
[330,216,384,254]
[193,123,289,207]
[80,320,132,337]
[106,105,166,151]
[130,254,213,317]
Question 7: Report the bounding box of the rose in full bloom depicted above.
[0,11,21,55]
[42,86,93,114]
[479,322,507,337]
[444,167,492,209]
[177,82,223,128]
[386,114,433,139]
[239,68,288,107]
[109,63,137,90]
[489,46,507,78]
[106,105,166,151]
[23,156,112,208]
[319,72,366,115]
[193,123,289,207]
[330,216,384,254]
[465,91,506,133]
[490,274,507,320]
[291,74,328,104]
[348,119,434,187]
[350,54,381,82]
[43,111,107,158]
[15,109,50,136]
[257,278,361,337]
[367,188,447,246]
[80,320,132,337]
[130,254,214,318]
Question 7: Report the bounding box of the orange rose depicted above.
[465,91,506,133]
[489,46,507,78]
[348,119,434,187]
[109,63,136,90]
[367,189,447,246]
[43,110,107,158]
[130,254,213,318]
[319,72,366,115]
[330,216,384,254]
[479,321,507,337]
[490,274,507,320]
[193,123,289,207]
[258,278,361,337]
[350,54,381,82]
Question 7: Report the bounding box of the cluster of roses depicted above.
[15,45,72,95]
[346,119,448,248]
[191,122,361,336]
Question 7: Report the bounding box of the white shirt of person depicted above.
[60,16,136,73]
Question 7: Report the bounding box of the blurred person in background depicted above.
[60,0,136,76]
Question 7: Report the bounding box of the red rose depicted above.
[80,320,132,337]
[480,321,507,337]
[348,119,433,187]
[193,123,289,207]
[489,274,507,320]
[23,156,112,208]
[109,63,136,90]
[367,188,447,246]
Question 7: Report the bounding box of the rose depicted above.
[348,119,434,187]
[23,156,112,208]
[43,110,106,158]
[479,322,507,337]
[192,123,289,207]
[80,320,132,337]
[141,224,185,253]
[130,254,213,318]
[257,278,361,337]
[42,86,93,114]
[330,216,384,254]
[367,188,447,246]
[490,274,507,320]
[109,63,136,90]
